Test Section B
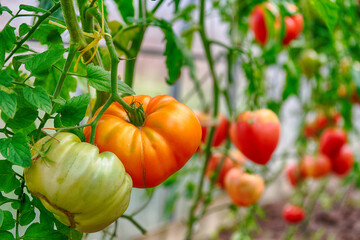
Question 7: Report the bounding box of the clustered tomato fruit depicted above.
[229,109,280,165]
[250,2,304,46]
[84,95,202,188]
[303,111,342,139]
[300,154,332,179]
[205,149,244,188]
[285,163,304,187]
[282,204,305,224]
[25,133,133,233]
[195,112,229,149]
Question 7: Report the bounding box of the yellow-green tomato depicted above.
[299,49,321,78]
[24,132,132,233]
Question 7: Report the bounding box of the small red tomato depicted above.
[319,128,347,159]
[282,12,304,45]
[229,109,281,165]
[205,149,244,188]
[332,145,354,176]
[249,5,268,45]
[225,168,265,207]
[285,163,304,187]
[282,204,305,224]
[300,154,332,179]
[303,122,317,138]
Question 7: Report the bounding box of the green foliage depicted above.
[113,0,135,25]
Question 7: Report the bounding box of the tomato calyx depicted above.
[125,100,146,127]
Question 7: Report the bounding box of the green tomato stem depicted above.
[4,2,61,64]
[120,215,147,234]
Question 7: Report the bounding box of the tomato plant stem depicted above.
[4,2,61,64]
[89,97,113,144]
[120,215,147,234]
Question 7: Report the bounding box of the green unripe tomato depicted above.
[25,132,132,233]
[299,49,321,78]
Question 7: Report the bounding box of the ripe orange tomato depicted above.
[250,3,303,46]
[332,145,354,176]
[195,112,229,148]
[229,109,280,165]
[285,163,304,187]
[224,168,265,207]
[205,149,244,188]
[83,95,202,188]
[282,204,305,224]
[300,154,332,179]
[319,128,347,159]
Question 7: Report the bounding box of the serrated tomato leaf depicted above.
[309,0,339,33]
[0,25,16,52]
[23,87,52,114]
[25,48,66,76]
[6,108,38,130]
[19,4,48,13]
[0,89,17,118]
[113,0,134,25]
[0,230,15,240]
[86,63,135,96]
[0,211,15,231]
[58,94,90,127]
[22,223,67,240]
[0,135,31,167]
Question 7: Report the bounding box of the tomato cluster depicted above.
[250,2,304,46]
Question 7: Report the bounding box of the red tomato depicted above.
[285,163,304,187]
[224,168,265,207]
[282,13,304,45]
[319,128,347,159]
[83,95,202,188]
[205,149,245,188]
[195,112,229,148]
[332,145,354,176]
[229,109,280,165]
[250,3,303,46]
[282,204,305,224]
[300,154,332,179]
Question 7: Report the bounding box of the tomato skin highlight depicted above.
[282,204,305,224]
[332,145,354,176]
[224,168,265,207]
[319,128,347,159]
[205,150,244,188]
[84,95,202,188]
[229,109,280,165]
[300,154,332,179]
[25,133,132,233]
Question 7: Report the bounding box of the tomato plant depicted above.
[300,154,332,179]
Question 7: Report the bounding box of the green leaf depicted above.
[19,195,35,226]
[0,211,15,231]
[86,63,135,96]
[309,0,339,32]
[0,89,17,118]
[31,198,55,228]
[19,4,48,13]
[0,25,16,52]
[0,135,31,167]
[23,87,52,114]
[22,223,67,240]
[59,94,90,127]
[6,108,38,130]
[0,72,13,87]
[352,65,360,97]
[12,54,35,72]
[160,21,184,85]
[25,48,66,76]
[0,6,13,16]
[11,201,21,210]
[0,42,4,69]
[0,210,4,227]
[19,23,31,37]
[113,0,134,25]
[0,231,15,240]
[33,23,65,45]
[0,193,10,206]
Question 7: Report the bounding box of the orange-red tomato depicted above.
[285,163,304,187]
[319,128,347,159]
[224,168,265,207]
[229,109,280,165]
[195,112,229,148]
[83,95,202,188]
[300,154,332,179]
[332,145,354,176]
[282,204,305,224]
[250,3,303,46]
[205,149,245,188]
